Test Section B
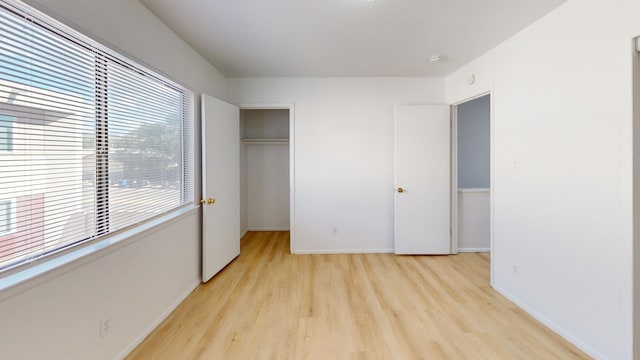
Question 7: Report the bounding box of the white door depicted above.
[201,94,240,282]
[394,105,451,254]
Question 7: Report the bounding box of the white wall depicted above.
[228,78,444,253]
[243,109,290,139]
[446,1,639,358]
[457,190,490,251]
[457,95,490,188]
[0,0,226,359]
[246,144,290,230]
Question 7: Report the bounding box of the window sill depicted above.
[0,205,198,302]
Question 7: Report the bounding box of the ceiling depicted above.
[139,0,565,78]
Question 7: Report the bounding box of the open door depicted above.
[394,105,451,254]
[201,94,240,282]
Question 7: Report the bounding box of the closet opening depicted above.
[452,94,492,277]
[239,105,295,253]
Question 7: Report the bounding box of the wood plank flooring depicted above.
[127,231,589,359]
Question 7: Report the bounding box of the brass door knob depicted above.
[200,199,206,205]
[208,198,216,204]
[397,187,404,193]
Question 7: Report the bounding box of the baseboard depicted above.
[240,228,249,239]
[294,248,394,255]
[116,279,201,359]
[492,284,606,360]
[248,226,290,231]
[458,247,490,253]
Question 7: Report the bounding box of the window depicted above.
[0,0,194,272]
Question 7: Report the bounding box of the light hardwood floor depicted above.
[127,231,589,359]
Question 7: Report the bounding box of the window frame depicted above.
[0,0,196,278]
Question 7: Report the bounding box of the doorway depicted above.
[239,104,295,253]
[452,94,491,256]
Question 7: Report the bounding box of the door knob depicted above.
[208,198,216,204]
[397,187,404,193]
[200,199,206,205]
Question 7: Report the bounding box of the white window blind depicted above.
[0,0,194,272]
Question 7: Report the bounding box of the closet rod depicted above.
[242,139,289,145]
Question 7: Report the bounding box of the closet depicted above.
[239,109,290,236]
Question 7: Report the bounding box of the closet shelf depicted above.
[242,138,289,145]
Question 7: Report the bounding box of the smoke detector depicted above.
[429,55,444,64]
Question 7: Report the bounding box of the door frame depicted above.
[633,35,640,360]
[451,91,494,284]
[239,103,296,254]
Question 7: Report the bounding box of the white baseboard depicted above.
[458,247,490,253]
[248,226,290,231]
[492,284,606,360]
[240,228,249,239]
[294,248,394,255]
[116,279,201,360]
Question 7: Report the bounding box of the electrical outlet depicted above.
[332,227,338,235]
[100,317,112,338]
[513,265,518,275]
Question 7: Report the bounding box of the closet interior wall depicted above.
[240,109,290,236]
